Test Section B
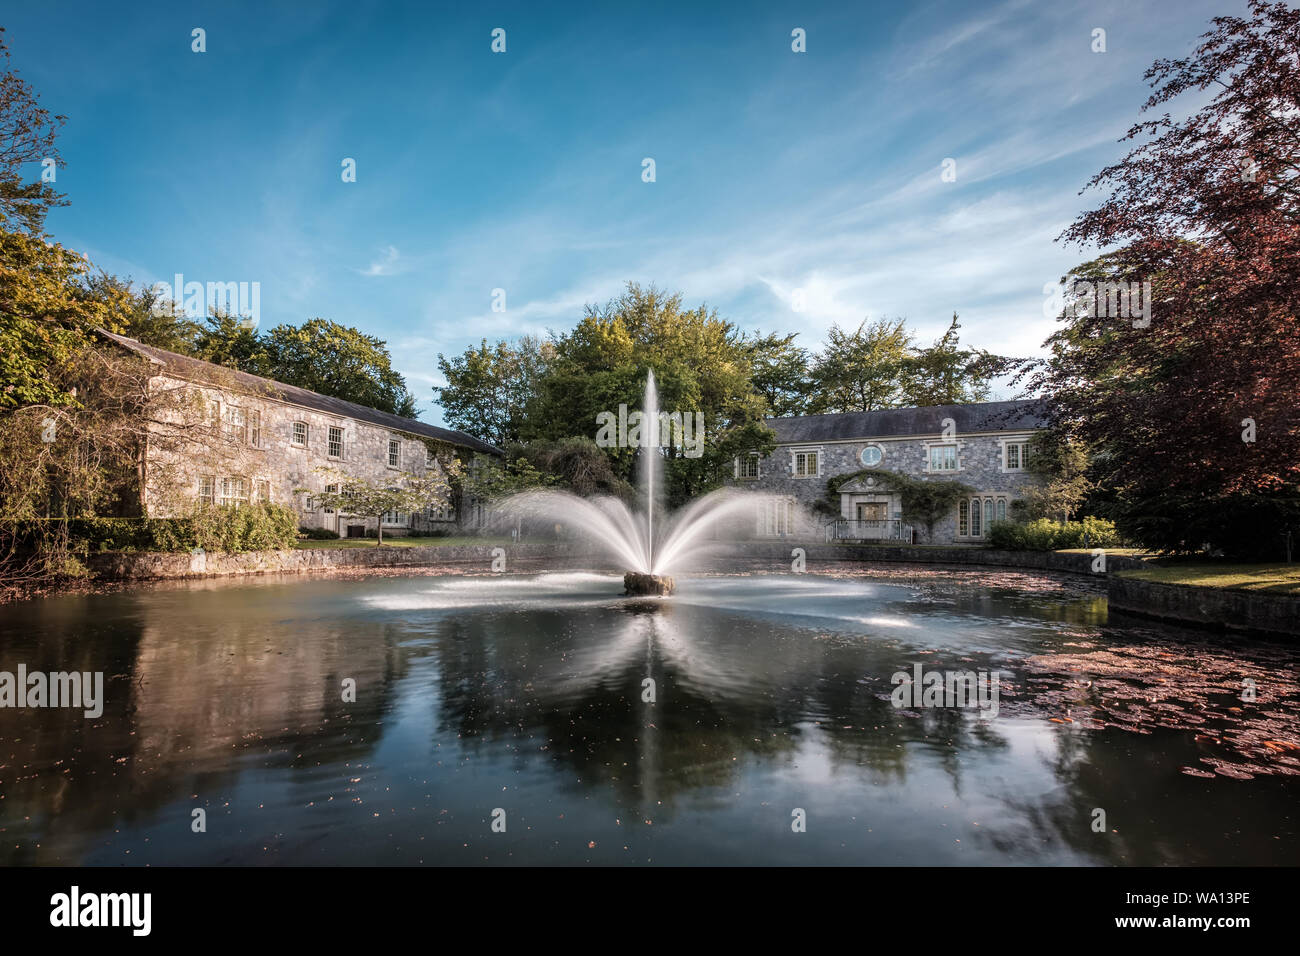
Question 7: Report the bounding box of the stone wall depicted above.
[144,372,483,534]
[729,430,1041,544]
[1108,575,1300,637]
[89,542,576,580]
[709,542,1146,575]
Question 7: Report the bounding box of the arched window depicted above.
[958,500,969,536]
[996,499,1006,522]
[984,499,994,531]
[970,497,982,536]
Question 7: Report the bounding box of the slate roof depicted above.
[766,399,1049,444]
[98,329,502,456]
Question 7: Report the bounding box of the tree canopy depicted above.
[1023,0,1300,558]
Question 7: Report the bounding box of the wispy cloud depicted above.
[360,245,402,277]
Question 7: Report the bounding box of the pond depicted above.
[1,569,1297,865]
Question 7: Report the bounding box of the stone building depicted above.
[729,399,1049,544]
[99,330,500,536]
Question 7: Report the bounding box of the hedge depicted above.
[986,516,1126,551]
[6,503,301,555]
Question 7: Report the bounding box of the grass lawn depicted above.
[295,536,512,550]
[1117,562,1300,595]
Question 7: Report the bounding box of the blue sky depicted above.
[8,0,1240,422]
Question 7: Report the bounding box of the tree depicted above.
[193,312,273,376]
[808,317,913,413]
[747,331,813,417]
[523,282,775,505]
[462,453,557,502]
[1012,430,1093,523]
[0,29,66,235]
[263,319,418,416]
[434,336,550,448]
[900,313,1002,407]
[192,316,419,417]
[300,464,460,546]
[83,274,203,354]
[1024,0,1300,558]
[519,437,636,499]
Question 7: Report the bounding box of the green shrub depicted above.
[7,504,300,555]
[297,526,340,540]
[987,516,1125,551]
[189,503,299,552]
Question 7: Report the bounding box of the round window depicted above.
[860,445,883,466]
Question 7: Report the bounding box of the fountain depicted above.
[498,370,767,596]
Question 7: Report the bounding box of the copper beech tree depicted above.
[1023,0,1300,558]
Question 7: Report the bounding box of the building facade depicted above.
[100,330,501,536]
[730,400,1049,545]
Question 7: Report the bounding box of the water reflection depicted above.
[0,571,1296,865]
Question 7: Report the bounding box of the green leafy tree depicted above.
[194,316,418,417]
[746,331,813,417]
[193,312,273,375]
[264,318,418,416]
[900,314,1004,407]
[0,29,67,235]
[462,453,557,501]
[1012,430,1094,523]
[524,282,776,505]
[299,464,460,546]
[434,336,550,448]
[808,317,913,413]
[519,437,636,499]
[83,274,202,353]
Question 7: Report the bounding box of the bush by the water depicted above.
[10,503,301,556]
[986,516,1125,551]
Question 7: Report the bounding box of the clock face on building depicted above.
[860,445,883,466]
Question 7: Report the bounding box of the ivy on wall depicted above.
[819,468,973,539]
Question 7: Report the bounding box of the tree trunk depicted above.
[377,519,384,547]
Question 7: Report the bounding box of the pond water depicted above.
[1,569,1297,865]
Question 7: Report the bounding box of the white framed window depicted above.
[219,477,248,509]
[388,438,401,468]
[249,409,261,447]
[323,483,337,514]
[927,444,958,472]
[198,476,215,507]
[791,448,819,478]
[292,421,308,447]
[253,479,270,503]
[328,426,344,459]
[738,454,760,479]
[1003,441,1030,471]
[958,499,969,536]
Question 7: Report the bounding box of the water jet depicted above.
[497,370,771,593]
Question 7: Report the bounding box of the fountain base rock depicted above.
[624,572,675,597]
